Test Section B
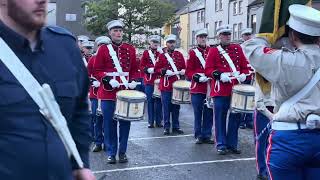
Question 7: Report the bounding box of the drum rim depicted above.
[116,90,147,99]
[113,115,144,121]
[117,96,146,102]
[230,107,255,113]
[232,89,255,96]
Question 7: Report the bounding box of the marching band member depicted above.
[243,5,320,179]
[154,34,186,135]
[254,82,274,180]
[93,20,139,164]
[239,28,254,129]
[205,25,250,155]
[186,29,214,144]
[140,35,163,128]
[88,36,111,152]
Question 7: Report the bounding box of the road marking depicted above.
[93,157,255,174]
[129,134,193,141]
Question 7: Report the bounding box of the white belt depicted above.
[272,121,307,130]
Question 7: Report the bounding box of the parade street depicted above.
[90,104,257,180]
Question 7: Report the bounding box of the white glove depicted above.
[165,70,174,76]
[147,68,155,74]
[128,81,137,89]
[109,79,120,88]
[92,81,100,88]
[199,76,209,82]
[180,69,186,75]
[306,114,320,129]
[238,73,247,82]
[220,73,232,83]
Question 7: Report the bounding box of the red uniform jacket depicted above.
[205,44,249,97]
[87,55,98,99]
[154,50,186,92]
[186,46,210,94]
[140,48,161,85]
[93,42,138,100]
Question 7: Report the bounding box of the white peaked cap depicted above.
[195,28,208,38]
[216,25,232,35]
[287,4,320,36]
[241,28,253,36]
[78,35,89,42]
[95,36,111,45]
[106,20,125,31]
[165,34,177,42]
[149,35,161,43]
[82,40,94,48]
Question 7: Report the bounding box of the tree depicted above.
[83,0,175,43]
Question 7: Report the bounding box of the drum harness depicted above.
[163,52,180,87]
[146,48,163,82]
[192,48,213,108]
[215,45,253,92]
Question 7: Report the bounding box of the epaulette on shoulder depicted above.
[46,26,76,41]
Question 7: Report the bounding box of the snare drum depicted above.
[172,80,191,104]
[153,79,161,98]
[114,90,146,121]
[230,84,255,113]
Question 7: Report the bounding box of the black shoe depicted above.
[202,138,215,144]
[92,144,103,152]
[107,156,116,164]
[217,149,227,155]
[246,123,253,129]
[195,138,203,144]
[163,129,170,135]
[227,148,241,154]
[148,124,155,128]
[155,124,163,128]
[239,124,246,129]
[172,128,184,135]
[118,154,128,163]
[256,174,268,180]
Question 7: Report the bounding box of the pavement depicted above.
[90,104,257,180]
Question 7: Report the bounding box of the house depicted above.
[48,0,89,36]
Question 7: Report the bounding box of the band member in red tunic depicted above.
[93,20,139,164]
[88,36,111,152]
[205,25,250,155]
[140,35,163,128]
[154,34,186,135]
[186,29,214,144]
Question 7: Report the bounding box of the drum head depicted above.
[173,80,191,89]
[116,90,146,100]
[233,84,255,93]
[154,79,160,84]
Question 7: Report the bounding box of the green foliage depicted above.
[83,0,175,42]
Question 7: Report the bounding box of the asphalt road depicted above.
[90,104,257,180]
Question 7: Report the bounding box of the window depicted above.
[219,0,223,10]
[233,1,237,15]
[214,21,219,36]
[215,0,223,11]
[238,0,243,14]
[201,10,205,23]
[251,14,257,33]
[233,23,238,40]
[197,11,201,24]
[192,30,196,46]
[215,0,219,11]
[238,23,242,38]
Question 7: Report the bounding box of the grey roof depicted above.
[248,0,264,7]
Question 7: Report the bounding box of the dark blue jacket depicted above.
[0,21,91,180]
